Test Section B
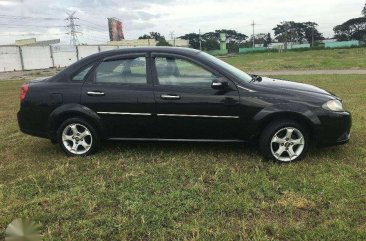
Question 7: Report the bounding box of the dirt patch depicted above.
[0,68,63,81]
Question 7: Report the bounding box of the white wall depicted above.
[0,45,193,72]
[77,46,100,59]
[52,45,77,68]
[0,46,22,72]
[99,45,118,52]
[22,46,53,70]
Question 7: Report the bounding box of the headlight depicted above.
[322,100,344,112]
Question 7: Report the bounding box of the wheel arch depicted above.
[251,104,321,141]
[47,104,105,143]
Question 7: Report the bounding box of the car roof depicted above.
[105,46,200,55]
[85,46,201,61]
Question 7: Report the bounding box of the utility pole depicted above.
[199,29,202,50]
[251,20,257,48]
[169,31,175,46]
[282,21,290,51]
[311,26,315,48]
[65,11,80,45]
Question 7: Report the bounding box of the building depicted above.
[15,38,60,46]
[167,38,189,47]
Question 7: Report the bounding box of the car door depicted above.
[152,53,240,140]
[81,53,156,139]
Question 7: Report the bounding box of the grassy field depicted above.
[223,48,366,71]
[0,74,365,240]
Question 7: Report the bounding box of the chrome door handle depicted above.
[87,91,105,96]
[161,94,181,100]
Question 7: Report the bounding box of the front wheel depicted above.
[259,120,309,162]
[57,118,100,156]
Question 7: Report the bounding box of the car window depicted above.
[155,57,216,88]
[72,65,93,82]
[95,57,147,84]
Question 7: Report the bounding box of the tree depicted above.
[138,34,151,39]
[362,2,366,17]
[180,29,247,53]
[265,33,272,47]
[303,22,324,46]
[333,17,366,41]
[273,21,323,48]
[138,32,171,46]
[215,29,247,53]
[180,33,201,49]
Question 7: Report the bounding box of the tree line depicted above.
[139,2,366,52]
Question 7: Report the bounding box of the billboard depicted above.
[108,18,124,41]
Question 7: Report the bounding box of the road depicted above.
[252,69,366,76]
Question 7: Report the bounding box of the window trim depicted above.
[151,53,224,88]
[90,53,151,86]
[70,63,95,83]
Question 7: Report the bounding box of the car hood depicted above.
[252,77,334,96]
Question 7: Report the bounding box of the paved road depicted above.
[252,69,366,76]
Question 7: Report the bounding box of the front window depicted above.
[198,52,253,83]
[155,56,217,88]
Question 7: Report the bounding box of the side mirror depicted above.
[211,78,229,90]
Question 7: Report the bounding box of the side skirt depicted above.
[107,138,245,143]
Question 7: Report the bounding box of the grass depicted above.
[223,48,366,71]
[0,74,366,240]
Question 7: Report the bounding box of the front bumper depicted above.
[315,110,351,146]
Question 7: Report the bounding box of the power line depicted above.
[79,19,107,30]
[0,24,64,28]
[0,14,60,20]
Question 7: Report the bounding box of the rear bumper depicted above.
[17,111,48,139]
[316,111,351,146]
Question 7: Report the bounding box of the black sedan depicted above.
[17,47,351,162]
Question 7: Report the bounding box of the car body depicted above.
[17,47,351,162]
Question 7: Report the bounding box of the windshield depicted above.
[198,52,253,83]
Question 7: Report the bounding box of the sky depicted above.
[0,0,364,45]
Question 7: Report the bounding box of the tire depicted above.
[259,119,309,162]
[57,117,100,156]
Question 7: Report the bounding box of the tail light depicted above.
[20,83,29,102]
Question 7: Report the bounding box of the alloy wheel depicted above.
[61,123,93,155]
[270,127,305,162]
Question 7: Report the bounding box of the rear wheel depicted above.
[259,120,309,162]
[57,118,99,156]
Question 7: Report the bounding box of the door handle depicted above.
[160,94,181,100]
[87,91,105,96]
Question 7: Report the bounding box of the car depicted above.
[17,47,351,162]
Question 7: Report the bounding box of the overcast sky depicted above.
[0,0,364,44]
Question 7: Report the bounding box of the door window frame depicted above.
[151,53,232,89]
[86,52,153,86]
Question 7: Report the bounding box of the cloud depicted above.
[0,0,364,44]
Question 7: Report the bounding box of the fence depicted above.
[325,40,360,48]
[0,45,132,72]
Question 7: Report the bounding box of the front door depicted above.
[152,54,240,140]
[81,54,156,138]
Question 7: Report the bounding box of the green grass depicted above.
[1,75,366,240]
[223,48,366,71]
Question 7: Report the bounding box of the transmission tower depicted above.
[65,11,80,45]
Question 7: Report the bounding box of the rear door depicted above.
[81,53,156,138]
[152,53,240,140]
